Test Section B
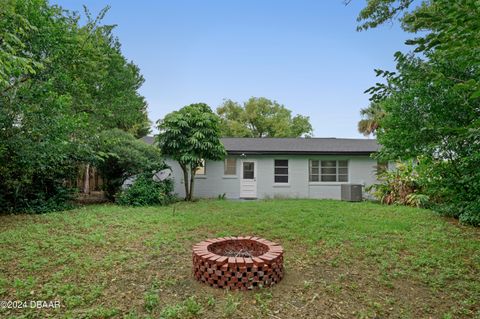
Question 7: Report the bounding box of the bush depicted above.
[367,161,429,208]
[116,175,175,206]
[0,176,76,214]
[368,159,480,226]
[434,201,480,227]
[95,129,168,200]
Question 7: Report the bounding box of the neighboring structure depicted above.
[142,137,381,200]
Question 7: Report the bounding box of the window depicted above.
[195,159,206,175]
[309,160,348,182]
[224,158,237,175]
[274,160,289,183]
[243,162,254,179]
[337,160,348,182]
[309,160,320,182]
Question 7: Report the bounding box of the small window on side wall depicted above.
[224,158,236,175]
[195,159,206,175]
[274,159,289,183]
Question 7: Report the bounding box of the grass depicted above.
[0,199,479,318]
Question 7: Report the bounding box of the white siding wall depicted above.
[166,155,378,200]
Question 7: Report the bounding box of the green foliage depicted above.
[357,0,480,225]
[367,161,429,208]
[355,0,415,31]
[357,102,385,136]
[144,289,160,312]
[156,103,225,201]
[222,293,241,317]
[217,97,313,137]
[95,129,167,200]
[116,175,175,206]
[0,0,150,213]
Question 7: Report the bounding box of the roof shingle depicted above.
[142,136,379,155]
[220,137,379,155]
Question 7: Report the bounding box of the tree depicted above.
[0,0,151,213]
[95,129,167,200]
[156,103,226,201]
[355,0,480,225]
[217,97,313,137]
[357,102,385,136]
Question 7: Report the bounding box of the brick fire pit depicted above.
[192,236,284,290]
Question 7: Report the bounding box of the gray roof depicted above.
[221,138,379,155]
[141,136,155,145]
[142,136,379,155]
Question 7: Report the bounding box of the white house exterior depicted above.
[142,137,381,200]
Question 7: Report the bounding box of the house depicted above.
[142,137,382,200]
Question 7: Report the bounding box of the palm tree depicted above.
[357,102,385,136]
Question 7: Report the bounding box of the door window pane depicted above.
[243,162,254,179]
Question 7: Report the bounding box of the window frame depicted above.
[309,159,349,183]
[242,161,255,180]
[195,159,206,176]
[223,158,237,176]
[274,159,289,184]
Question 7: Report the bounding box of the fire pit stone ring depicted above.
[192,236,284,290]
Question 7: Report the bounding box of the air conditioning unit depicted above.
[341,184,363,202]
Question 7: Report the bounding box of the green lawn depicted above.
[1,200,479,318]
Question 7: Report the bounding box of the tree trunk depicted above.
[180,164,189,201]
[83,164,90,194]
[188,164,196,201]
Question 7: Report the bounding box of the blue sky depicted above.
[53,0,411,138]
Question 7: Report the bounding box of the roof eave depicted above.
[226,150,376,156]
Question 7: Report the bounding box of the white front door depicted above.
[240,160,257,198]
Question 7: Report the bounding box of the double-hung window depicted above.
[274,160,289,183]
[309,160,348,182]
[224,158,237,175]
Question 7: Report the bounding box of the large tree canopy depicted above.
[356,0,480,225]
[156,103,226,201]
[217,97,313,138]
[0,0,150,212]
